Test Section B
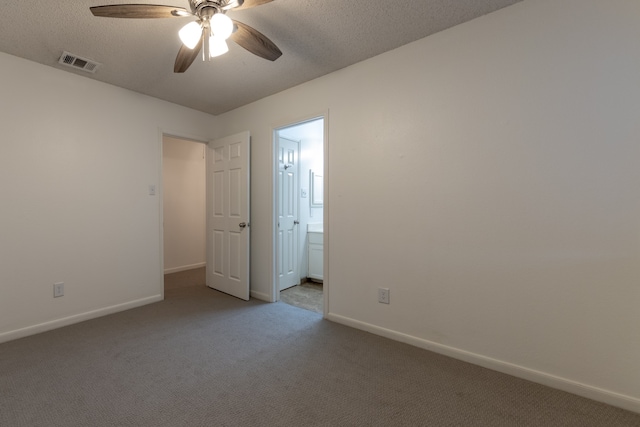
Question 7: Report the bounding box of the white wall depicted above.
[0,52,217,342]
[296,120,324,226]
[215,0,640,412]
[162,136,206,273]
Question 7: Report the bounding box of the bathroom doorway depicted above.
[274,117,325,313]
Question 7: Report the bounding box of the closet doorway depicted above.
[162,135,207,281]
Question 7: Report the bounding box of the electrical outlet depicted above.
[53,282,64,298]
[378,288,390,304]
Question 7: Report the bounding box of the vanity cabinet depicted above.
[308,231,323,281]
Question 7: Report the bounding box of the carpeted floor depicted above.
[1,268,639,426]
[280,281,323,314]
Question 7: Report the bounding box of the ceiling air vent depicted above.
[58,51,101,73]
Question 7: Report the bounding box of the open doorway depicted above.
[162,135,207,292]
[274,117,325,313]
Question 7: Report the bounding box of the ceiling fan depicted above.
[90,0,282,73]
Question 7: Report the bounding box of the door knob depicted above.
[294,220,300,225]
[239,222,248,228]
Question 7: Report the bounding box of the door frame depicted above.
[158,128,210,299]
[271,112,329,316]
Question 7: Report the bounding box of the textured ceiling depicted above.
[0,0,522,115]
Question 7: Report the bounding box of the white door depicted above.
[207,131,250,300]
[277,137,299,291]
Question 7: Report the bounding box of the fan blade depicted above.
[231,21,282,61]
[174,35,204,73]
[234,0,274,11]
[90,4,188,18]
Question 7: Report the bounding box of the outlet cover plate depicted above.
[54,282,64,298]
[378,288,390,304]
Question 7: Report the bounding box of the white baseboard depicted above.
[0,295,163,344]
[250,289,272,302]
[164,262,206,274]
[326,312,640,415]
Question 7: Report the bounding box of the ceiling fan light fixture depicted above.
[179,21,202,49]
[209,36,229,58]
[211,13,233,40]
[89,1,282,73]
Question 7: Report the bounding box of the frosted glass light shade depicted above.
[179,21,202,49]
[209,36,229,57]
[211,13,233,40]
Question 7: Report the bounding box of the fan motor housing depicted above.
[190,0,243,15]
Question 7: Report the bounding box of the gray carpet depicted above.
[1,268,639,426]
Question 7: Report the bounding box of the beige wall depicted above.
[162,136,206,273]
[215,0,640,412]
[0,52,217,342]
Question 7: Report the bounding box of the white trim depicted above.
[326,312,640,414]
[164,262,206,274]
[0,295,163,344]
[250,290,271,302]
[321,111,329,318]
[270,127,279,303]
